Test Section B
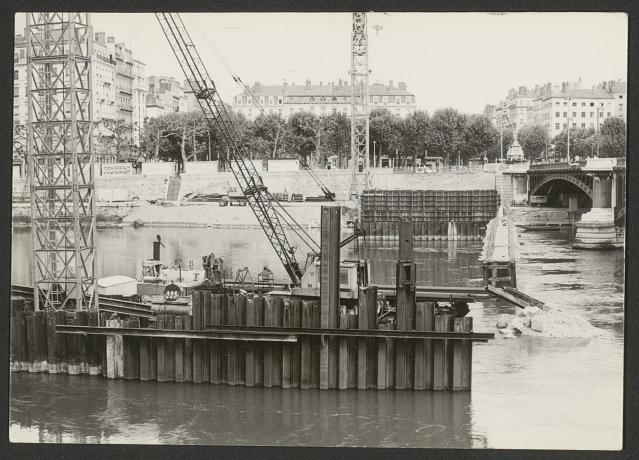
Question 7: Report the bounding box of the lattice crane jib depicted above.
[26,13,97,311]
[156,13,304,285]
[350,12,371,199]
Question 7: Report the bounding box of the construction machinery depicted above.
[155,13,367,293]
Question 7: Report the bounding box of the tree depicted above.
[321,113,350,167]
[424,108,467,165]
[400,110,429,161]
[96,119,135,161]
[13,124,26,162]
[599,117,626,158]
[461,115,499,163]
[518,124,551,160]
[286,111,320,162]
[248,113,287,159]
[370,108,403,166]
[484,128,513,162]
[552,128,596,160]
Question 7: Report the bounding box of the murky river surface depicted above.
[10,226,624,449]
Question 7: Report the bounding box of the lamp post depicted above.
[566,97,571,162]
[595,102,603,158]
[373,140,376,168]
[500,123,503,162]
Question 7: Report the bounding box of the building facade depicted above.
[488,78,627,139]
[145,76,195,118]
[232,79,417,120]
[13,30,146,148]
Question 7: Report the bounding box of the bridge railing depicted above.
[528,161,584,171]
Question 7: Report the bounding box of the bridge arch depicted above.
[529,173,593,200]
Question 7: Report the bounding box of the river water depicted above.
[9,226,624,449]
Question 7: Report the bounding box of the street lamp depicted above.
[595,101,604,158]
[566,97,571,162]
[373,140,376,168]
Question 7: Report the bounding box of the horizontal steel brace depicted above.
[203,325,494,341]
[55,325,297,342]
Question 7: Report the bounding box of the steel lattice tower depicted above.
[349,12,371,199]
[26,13,98,311]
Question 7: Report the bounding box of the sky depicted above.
[15,12,628,114]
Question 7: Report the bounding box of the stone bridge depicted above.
[526,158,625,248]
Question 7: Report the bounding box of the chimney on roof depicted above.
[338,78,342,86]
[398,82,407,90]
[388,80,393,88]
[320,81,322,85]
[283,78,287,86]
[107,36,114,43]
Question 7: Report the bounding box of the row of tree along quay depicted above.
[12,107,627,168]
[136,108,628,166]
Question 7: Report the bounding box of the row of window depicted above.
[555,111,613,118]
[554,99,623,107]
[236,105,412,118]
[236,94,416,105]
[554,122,605,130]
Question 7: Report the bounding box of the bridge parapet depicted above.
[528,161,584,172]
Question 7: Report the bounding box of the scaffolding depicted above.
[349,12,371,199]
[26,13,97,311]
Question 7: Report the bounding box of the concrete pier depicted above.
[574,166,624,249]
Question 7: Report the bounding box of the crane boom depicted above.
[156,13,304,285]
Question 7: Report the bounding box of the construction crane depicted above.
[156,13,313,285]
[299,156,336,201]
[156,13,361,288]
[186,20,336,202]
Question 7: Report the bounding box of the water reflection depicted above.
[12,227,486,288]
[10,373,480,447]
[10,226,624,448]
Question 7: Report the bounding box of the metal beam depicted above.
[55,324,493,342]
[56,325,297,342]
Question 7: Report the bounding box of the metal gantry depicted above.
[349,12,371,199]
[26,13,98,311]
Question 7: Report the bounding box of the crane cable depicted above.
[188,16,335,200]
[186,16,322,254]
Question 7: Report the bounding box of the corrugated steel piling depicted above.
[320,206,340,390]
[361,189,500,239]
[11,274,491,393]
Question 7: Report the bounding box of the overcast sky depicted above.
[15,12,627,114]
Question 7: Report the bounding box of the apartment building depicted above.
[487,78,627,139]
[232,79,417,120]
[13,31,147,147]
[146,76,192,118]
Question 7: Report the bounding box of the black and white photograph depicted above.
[5,6,630,453]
